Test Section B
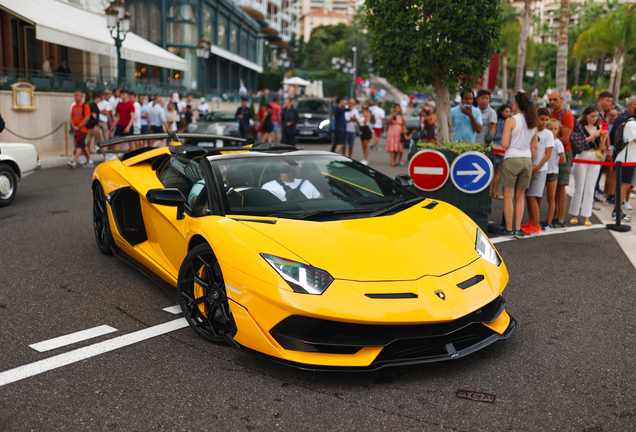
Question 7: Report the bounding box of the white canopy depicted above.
[284,77,311,86]
[1,0,189,71]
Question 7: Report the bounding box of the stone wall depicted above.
[0,90,241,156]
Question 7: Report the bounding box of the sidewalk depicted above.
[38,151,105,169]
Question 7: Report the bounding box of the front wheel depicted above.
[178,244,236,343]
[0,163,18,207]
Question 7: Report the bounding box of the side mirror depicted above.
[146,188,185,220]
[395,174,414,188]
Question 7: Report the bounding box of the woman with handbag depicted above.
[568,106,608,226]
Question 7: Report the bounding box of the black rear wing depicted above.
[96,133,254,154]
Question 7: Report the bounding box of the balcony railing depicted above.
[0,68,187,95]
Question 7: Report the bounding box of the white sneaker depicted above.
[631,191,636,198]
[67,160,76,169]
[624,201,633,211]
[362,159,369,165]
[83,160,94,168]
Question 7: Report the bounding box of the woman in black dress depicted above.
[261,104,274,143]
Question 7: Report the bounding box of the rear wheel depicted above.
[178,244,236,343]
[93,183,115,255]
[0,163,17,207]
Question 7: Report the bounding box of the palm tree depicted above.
[574,4,636,103]
[500,2,520,102]
[555,0,570,96]
[514,0,533,92]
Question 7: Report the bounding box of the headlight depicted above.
[319,119,330,129]
[475,229,501,266]
[261,254,333,295]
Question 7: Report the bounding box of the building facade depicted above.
[298,8,348,41]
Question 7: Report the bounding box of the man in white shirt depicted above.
[262,164,321,202]
[108,87,122,122]
[344,98,359,158]
[369,102,386,151]
[42,56,54,77]
[131,91,142,150]
[197,97,209,120]
[97,92,112,139]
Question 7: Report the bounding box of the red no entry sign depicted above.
[408,150,450,191]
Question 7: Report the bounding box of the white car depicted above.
[0,143,39,206]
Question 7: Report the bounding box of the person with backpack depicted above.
[549,90,574,229]
[68,90,94,169]
[262,163,321,202]
[609,95,636,221]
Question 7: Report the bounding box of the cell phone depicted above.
[602,121,609,131]
[463,104,471,110]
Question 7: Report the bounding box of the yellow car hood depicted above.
[241,203,478,281]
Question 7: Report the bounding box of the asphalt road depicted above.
[1,149,635,431]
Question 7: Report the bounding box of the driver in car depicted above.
[262,163,321,202]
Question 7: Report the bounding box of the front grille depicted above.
[269,297,506,355]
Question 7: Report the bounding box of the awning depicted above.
[0,0,188,71]
[210,45,263,73]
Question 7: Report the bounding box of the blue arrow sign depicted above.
[450,151,494,194]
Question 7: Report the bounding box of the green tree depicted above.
[555,0,570,96]
[574,4,636,103]
[365,0,501,143]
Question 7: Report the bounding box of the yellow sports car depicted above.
[92,134,515,370]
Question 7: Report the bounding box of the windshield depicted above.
[211,154,418,219]
[295,100,329,114]
[205,112,235,122]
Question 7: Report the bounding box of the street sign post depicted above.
[408,150,450,191]
[450,151,493,194]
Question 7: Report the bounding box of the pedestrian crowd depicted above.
[492,89,636,237]
[67,88,203,168]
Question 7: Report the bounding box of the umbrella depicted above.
[283,77,311,86]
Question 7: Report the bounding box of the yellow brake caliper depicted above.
[194,265,208,318]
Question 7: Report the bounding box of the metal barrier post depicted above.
[63,121,69,157]
[606,161,631,232]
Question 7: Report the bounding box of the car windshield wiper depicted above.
[370,197,424,217]
[269,208,376,221]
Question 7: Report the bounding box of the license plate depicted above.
[299,131,313,135]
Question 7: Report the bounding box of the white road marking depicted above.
[0,318,189,387]
[490,224,606,244]
[413,167,444,175]
[29,325,118,353]
[162,305,183,315]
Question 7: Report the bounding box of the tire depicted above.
[93,183,116,255]
[178,244,236,344]
[0,163,18,207]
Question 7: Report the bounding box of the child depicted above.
[522,107,554,235]
[540,119,566,230]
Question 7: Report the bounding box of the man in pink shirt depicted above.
[270,97,282,142]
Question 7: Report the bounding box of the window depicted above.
[159,157,207,216]
[126,1,162,44]
[218,17,227,48]
[230,26,237,53]
[167,3,198,46]
[240,32,247,58]
[204,9,214,42]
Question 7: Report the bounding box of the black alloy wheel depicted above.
[0,163,17,207]
[178,244,236,343]
[93,183,115,255]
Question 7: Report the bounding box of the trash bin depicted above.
[409,148,492,232]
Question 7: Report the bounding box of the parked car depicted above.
[184,111,256,147]
[567,104,584,119]
[489,96,513,111]
[294,98,332,143]
[404,105,423,134]
[0,143,39,207]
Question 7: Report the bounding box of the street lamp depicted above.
[105,0,131,87]
[196,37,211,95]
[350,46,357,99]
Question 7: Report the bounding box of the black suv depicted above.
[294,98,332,142]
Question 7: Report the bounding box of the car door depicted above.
[141,155,206,277]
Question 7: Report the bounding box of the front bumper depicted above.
[296,128,330,140]
[232,297,515,371]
